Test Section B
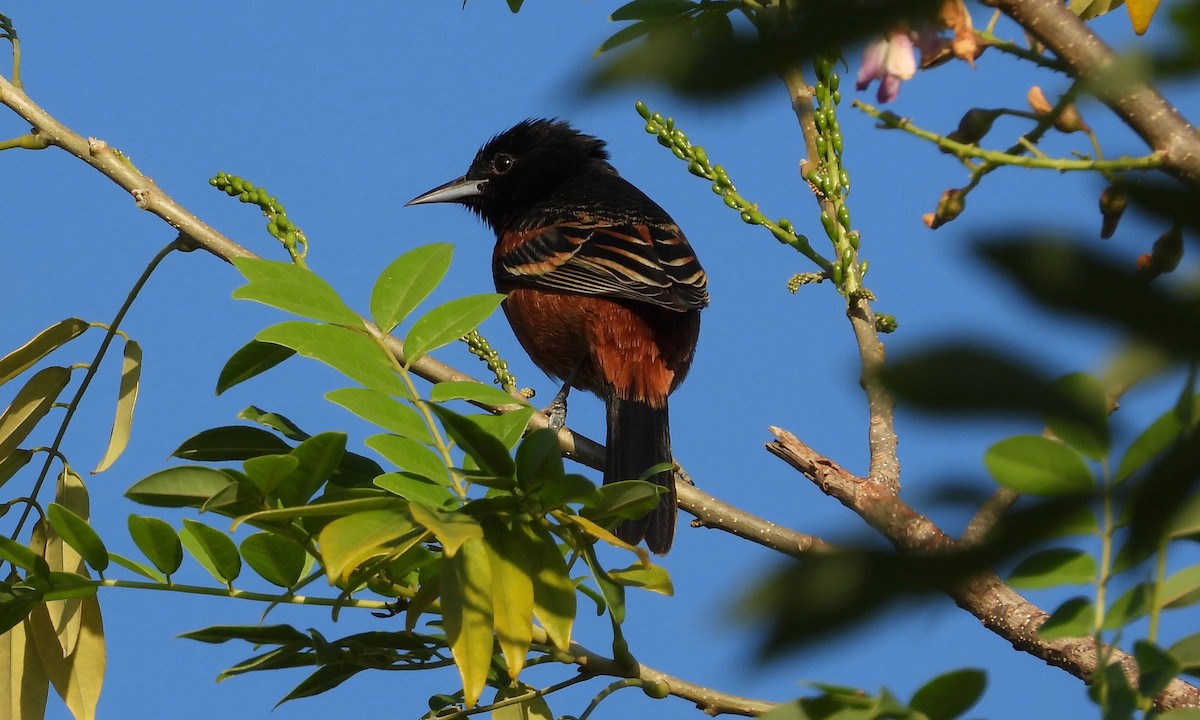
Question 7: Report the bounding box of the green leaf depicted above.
[520,520,574,650]
[1070,0,1125,20]
[369,243,453,334]
[583,480,660,521]
[403,293,505,365]
[266,431,345,507]
[238,405,310,442]
[1103,582,1150,629]
[491,683,553,720]
[239,532,306,588]
[611,0,697,21]
[1134,639,1180,699]
[258,321,407,395]
[127,515,183,576]
[1008,548,1096,589]
[172,425,292,461]
[608,563,674,595]
[1169,632,1200,677]
[277,663,364,705]
[178,624,309,645]
[0,317,87,386]
[47,503,109,573]
[27,593,104,720]
[880,346,1053,417]
[231,257,362,326]
[984,435,1095,497]
[374,473,455,507]
[1163,490,1200,540]
[534,474,596,513]
[428,405,515,480]
[1115,396,1197,483]
[0,365,72,460]
[365,434,449,485]
[1038,596,1094,639]
[409,504,483,557]
[515,428,565,494]
[108,552,165,583]
[580,541,625,623]
[0,535,49,575]
[468,407,535,450]
[483,518,534,679]
[317,508,420,584]
[242,454,300,497]
[1044,373,1110,461]
[125,466,236,508]
[326,387,430,441]
[908,668,987,720]
[180,519,242,584]
[440,536,493,708]
[429,380,525,408]
[0,610,50,716]
[92,339,141,474]
[1162,565,1200,609]
[216,339,296,395]
[0,448,33,490]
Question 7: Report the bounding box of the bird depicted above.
[407,119,707,554]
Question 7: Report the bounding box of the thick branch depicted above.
[984,0,1200,188]
[766,427,1200,710]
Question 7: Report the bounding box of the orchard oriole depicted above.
[407,119,707,554]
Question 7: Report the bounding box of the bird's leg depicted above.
[546,357,584,432]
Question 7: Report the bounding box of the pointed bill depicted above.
[406,176,487,206]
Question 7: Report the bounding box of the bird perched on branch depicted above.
[408,119,707,554]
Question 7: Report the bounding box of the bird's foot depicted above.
[545,393,568,432]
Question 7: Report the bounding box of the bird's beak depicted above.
[406,176,487,206]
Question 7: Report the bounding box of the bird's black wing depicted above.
[495,221,709,312]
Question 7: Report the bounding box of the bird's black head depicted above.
[407,119,615,231]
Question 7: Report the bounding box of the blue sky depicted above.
[3,2,1197,719]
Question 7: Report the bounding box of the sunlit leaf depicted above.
[1070,0,1125,20]
[440,536,493,708]
[520,521,574,650]
[365,434,449,486]
[275,431,348,507]
[107,553,164,583]
[239,533,306,588]
[47,504,107,574]
[231,257,361,326]
[1161,565,1200,609]
[258,321,407,396]
[216,340,296,395]
[1116,396,1197,483]
[1170,632,1200,677]
[242,454,299,497]
[1125,0,1161,33]
[0,614,50,719]
[92,340,141,474]
[326,387,430,441]
[318,509,420,584]
[369,243,453,334]
[491,682,553,720]
[238,405,309,442]
[409,504,483,557]
[403,294,505,365]
[27,594,104,720]
[374,473,455,507]
[428,405,515,481]
[984,436,1095,497]
[0,318,87,386]
[0,448,33,491]
[127,515,182,576]
[0,366,72,461]
[124,466,236,508]
[180,519,242,585]
[608,563,674,595]
[582,480,661,521]
[429,380,526,408]
[0,535,49,576]
[172,425,292,461]
[483,518,534,679]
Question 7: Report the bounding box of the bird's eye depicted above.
[492,154,515,175]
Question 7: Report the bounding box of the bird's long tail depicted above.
[605,395,676,554]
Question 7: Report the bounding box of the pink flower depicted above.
[856,28,917,103]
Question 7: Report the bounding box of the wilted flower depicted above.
[856,28,917,103]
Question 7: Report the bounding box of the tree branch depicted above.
[765,427,1200,710]
[983,0,1200,188]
